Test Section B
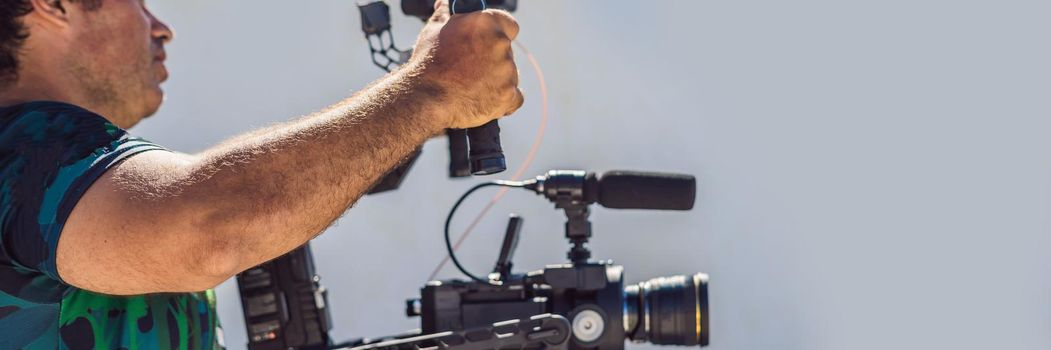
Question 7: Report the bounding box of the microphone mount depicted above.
[518,170,591,264]
[562,201,593,264]
[517,170,596,263]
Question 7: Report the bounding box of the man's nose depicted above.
[149,11,175,43]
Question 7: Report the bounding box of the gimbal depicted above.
[233,2,711,350]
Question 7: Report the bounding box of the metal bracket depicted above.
[343,314,571,350]
[358,1,413,72]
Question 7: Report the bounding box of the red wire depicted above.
[427,41,550,281]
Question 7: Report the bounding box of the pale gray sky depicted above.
[141,1,1051,349]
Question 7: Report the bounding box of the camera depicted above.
[237,170,710,350]
[411,266,709,349]
[405,170,709,349]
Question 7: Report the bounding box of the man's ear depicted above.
[28,0,71,26]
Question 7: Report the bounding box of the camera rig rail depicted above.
[337,314,571,350]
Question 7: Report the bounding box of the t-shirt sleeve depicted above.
[0,102,167,283]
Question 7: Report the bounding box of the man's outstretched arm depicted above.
[56,6,523,295]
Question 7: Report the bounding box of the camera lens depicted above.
[624,273,709,347]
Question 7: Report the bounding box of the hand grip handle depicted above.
[451,0,508,176]
[466,120,506,175]
[446,129,471,177]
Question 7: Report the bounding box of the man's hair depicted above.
[0,0,101,84]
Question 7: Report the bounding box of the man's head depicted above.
[0,0,173,128]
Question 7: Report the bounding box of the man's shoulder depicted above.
[0,100,146,191]
[0,101,124,150]
[0,101,160,284]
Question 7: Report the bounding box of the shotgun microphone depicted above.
[523,170,696,211]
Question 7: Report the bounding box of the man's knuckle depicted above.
[488,9,516,22]
[506,17,520,34]
[514,91,525,109]
[495,34,515,46]
[506,64,519,84]
[501,86,516,101]
[490,11,519,37]
[503,89,524,116]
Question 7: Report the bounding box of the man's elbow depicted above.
[179,234,244,292]
[167,197,260,292]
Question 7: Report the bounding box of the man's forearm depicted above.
[180,68,445,274]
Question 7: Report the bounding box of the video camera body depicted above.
[415,264,628,345]
[415,264,709,350]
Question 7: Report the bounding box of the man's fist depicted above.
[411,0,524,130]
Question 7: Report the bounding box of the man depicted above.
[0,0,522,348]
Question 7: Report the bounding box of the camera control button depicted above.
[572,308,606,344]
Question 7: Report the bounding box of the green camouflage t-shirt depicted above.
[0,101,222,349]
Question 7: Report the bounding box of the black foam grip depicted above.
[404,0,518,31]
[446,129,472,177]
[467,120,506,175]
[402,0,436,20]
[598,171,696,210]
[451,0,487,13]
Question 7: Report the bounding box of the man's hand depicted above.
[411,0,524,129]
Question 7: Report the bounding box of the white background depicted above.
[139,1,1051,349]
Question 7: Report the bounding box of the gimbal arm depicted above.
[337,314,571,350]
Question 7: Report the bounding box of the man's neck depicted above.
[0,62,79,108]
[0,69,127,127]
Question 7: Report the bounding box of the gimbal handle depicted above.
[341,314,570,350]
[451,0,508,176]
[361,0,509,178]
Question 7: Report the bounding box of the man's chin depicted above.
[126,88,164,129]
[140,102,162,121]
[148,85,165,112]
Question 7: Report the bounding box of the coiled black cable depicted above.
[444,181,527,285]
